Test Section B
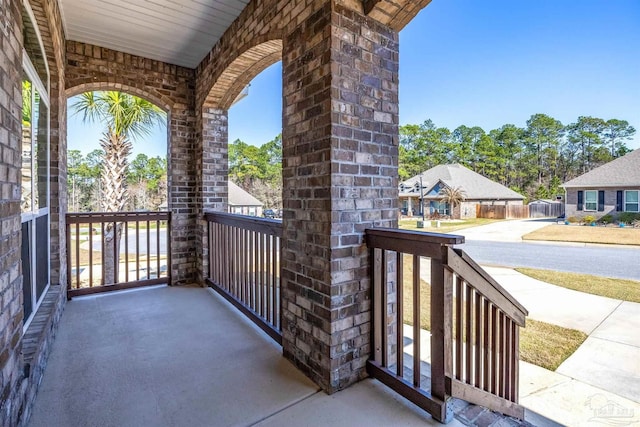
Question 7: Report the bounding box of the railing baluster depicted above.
[273,235,278,328]
[259,233,265,318]
[266,234,272,324]
[380,249,388,368]
[124,222,129,283]
[113,221,119,284]
[491,305,498,394]
[412,254,420,388]
[465,284,473,384]
[500,312,506,398]
[455,276,463,381]
[66,222,71,294]
[474,290,482,389]
[156,220,161,279]
[75,223,80,289]
[101,222,105,286]
[505,319,513,401]
[250,228,255,309]
[396,252,403,378]
[511,325,519,402]
[88,223,93,287]
[483,299,490,391]
[146,220,150,280]
[135,221,140,281]
[372,248,382,364]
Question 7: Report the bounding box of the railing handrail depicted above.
[66,211,171,223]
[204,211,282,237]
[447,247,528,325]
[366,228,464,258]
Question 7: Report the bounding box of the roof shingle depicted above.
[562,149,640,188]
[401,164,524,200]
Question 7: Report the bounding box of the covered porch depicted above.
[1,0,536,425]
[27,285,535,426]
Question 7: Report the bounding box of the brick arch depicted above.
[65,83,172,113]
[364,0,433,31]
[203,38,283,110]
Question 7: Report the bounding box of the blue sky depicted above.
[68,0,640,157]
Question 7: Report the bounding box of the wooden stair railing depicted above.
[365,228,528,423]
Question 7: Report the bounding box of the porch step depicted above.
[394,353,560,426]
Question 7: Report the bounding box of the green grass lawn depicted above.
[516,267,640,303]
[523,224,640,245]
[399,218,501,233]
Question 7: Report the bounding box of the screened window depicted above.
[625,190,639,212]
[21,3,50,329]
[584,190,597,211]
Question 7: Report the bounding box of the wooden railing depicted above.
[66,211,171,298]
[205,212,282,344]
[365,228,528,422]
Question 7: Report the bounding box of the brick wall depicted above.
[65,42,198,283]
[196,109,229,282]
[0,1,26,425]
[279,2,400,392]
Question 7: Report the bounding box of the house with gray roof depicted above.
[562,149,640,219]
[229,181,264,217]
[400,164,525,219]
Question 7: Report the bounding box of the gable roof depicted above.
[562,149,640,188]
[229,181,263,207]
[400,164,524,200]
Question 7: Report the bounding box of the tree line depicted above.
[400,114,635,200]
[229,134,282,209]
[68,149,167,212]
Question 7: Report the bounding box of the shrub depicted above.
[618,212,640,224]
[599,214,613,225]
[583,215,596,224]
[566,216,580,223]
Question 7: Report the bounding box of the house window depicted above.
[430,201,450,216]
[427,182,443,196]
[625,190,639,212]
[21,3,51,330]
[584,190,597,211]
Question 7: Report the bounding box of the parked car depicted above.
[263,209,276,219]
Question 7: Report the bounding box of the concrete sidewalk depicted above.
[485,267,640,425]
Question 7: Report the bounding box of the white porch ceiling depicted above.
[59,0,250,68]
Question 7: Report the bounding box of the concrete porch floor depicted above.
[28,285,476,427]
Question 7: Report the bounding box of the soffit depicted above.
[58,0,249,68]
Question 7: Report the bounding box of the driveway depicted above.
[452,218,555,242]
[448,218,640,280]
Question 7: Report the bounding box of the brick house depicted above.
[0,1,530,425]
[562,149,640,220]
[400,164,525,219]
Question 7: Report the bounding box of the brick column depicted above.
[281,2,399,393]
[0,1,25,425]
[195,108,229,283]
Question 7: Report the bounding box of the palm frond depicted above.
[70,91,166,141]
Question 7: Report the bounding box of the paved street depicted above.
[458,240,640,280]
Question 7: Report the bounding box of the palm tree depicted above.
[71,91,166,284]
[439,186,466,218]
